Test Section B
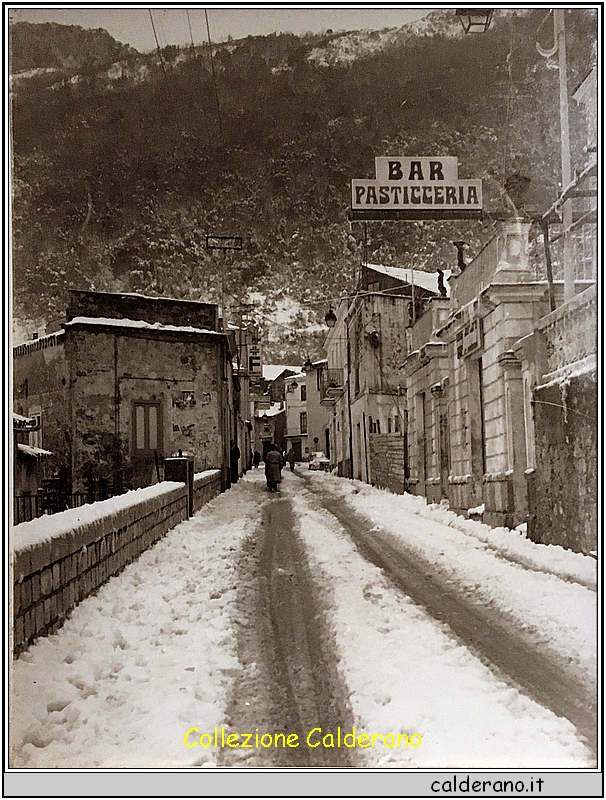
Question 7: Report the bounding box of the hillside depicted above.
[9,10,597,360]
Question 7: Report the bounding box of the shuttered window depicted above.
[133,402,162,455]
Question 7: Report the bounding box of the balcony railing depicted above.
[319,368,344,400]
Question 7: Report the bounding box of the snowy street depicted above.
[10,469,596,769]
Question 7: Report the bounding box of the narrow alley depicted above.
[10,469,597,769]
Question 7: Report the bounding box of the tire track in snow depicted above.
[305,481,597,762]
[220,493,354,767]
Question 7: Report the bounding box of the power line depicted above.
[148,10,168,81]
[205,9,224,144]
[186,9,196,51]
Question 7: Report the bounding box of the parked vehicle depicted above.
[308,451,330,471]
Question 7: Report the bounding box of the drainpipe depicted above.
[113,333,122,494]
[539,218,556,313]
[346,312,354,479]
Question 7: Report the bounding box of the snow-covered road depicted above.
[10,469,597,768]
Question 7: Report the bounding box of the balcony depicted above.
[319,368,344,404]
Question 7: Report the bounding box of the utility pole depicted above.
[538,10,574,303]
[554,9,574,303]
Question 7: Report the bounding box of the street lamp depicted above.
[456,9,494,33]
[325,307,337,328]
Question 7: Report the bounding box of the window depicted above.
[300,384,307,402]
[133,402,162,455]
[28,407,42,449]
[300,412,307,434]
[388,417,392,434]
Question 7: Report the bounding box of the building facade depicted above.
[323,263,448,490]
[402,215,596,551]
[13,290,238,499]
[284,371,308,461]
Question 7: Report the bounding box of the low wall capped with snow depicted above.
[12,471,222,656]
[193,469,222,511]
[537,284,596,375]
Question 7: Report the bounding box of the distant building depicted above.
[251,365,297,457]
[284,371,308,461]
[304,360,331,460]
[324,263,448,489]
[13,290,238,500]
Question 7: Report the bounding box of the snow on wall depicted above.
[12,473,221,656]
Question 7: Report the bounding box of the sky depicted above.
[8,6,433,53]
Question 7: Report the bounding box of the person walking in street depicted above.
[230,440,240,484]
[286,446,297,473]
[253,450,261,469]
[264,444,283,492]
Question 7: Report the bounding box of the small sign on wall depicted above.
[247,344,262,374]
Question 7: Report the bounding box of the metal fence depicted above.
[13,492,93,526]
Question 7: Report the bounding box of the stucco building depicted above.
[323,263,448,490]
[13,290,238,500]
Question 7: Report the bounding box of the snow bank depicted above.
[314,474,596,589]
[290,486,592,768]
[10,481,265,768]
[308,475,596,687]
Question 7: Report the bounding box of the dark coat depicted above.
[264,450,283,483]
[286,449,296,464]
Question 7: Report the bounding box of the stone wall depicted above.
[12,481,195,656]
[64,325,227,493]
[530,369,597,554]
[13,332,70,484]
[193,469,222,511]
[369,433,406,494]
[537,285,597,374]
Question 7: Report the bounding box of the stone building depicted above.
[251,365,298,458]
[13,290,238,498]
[405,221,554,527]
[323,263,448,489]
[403,216,596,551]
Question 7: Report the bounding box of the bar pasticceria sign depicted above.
[351,157,483,221]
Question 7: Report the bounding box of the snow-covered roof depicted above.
[13,413,37,428]
[17,443,53,458]
[13,329,65,350]
[257,402,284,418]
[262,365,301,382]
[64,317,223,336]
[366,263,452,297]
